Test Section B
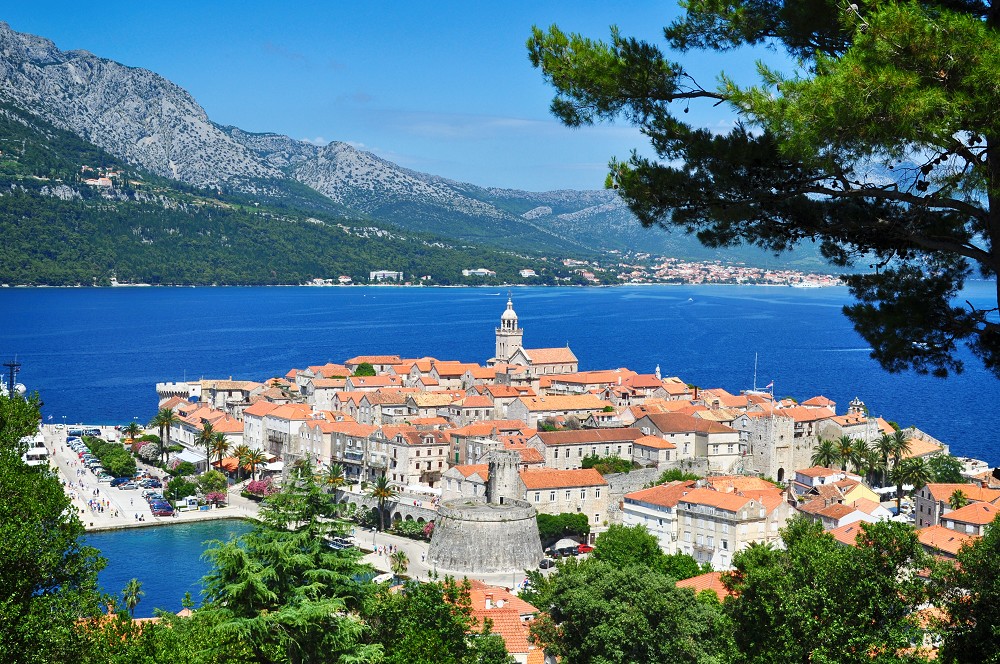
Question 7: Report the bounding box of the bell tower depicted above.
[495,295,523,362]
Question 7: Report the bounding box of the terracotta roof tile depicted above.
[520,468,607,490]
[944,501,998,525]
[676,571,733,600]
[535,427,645,446]
[918,524,976,556]
[625,480,697,507]
[522,347,578,364]
[517,394,609,412]
[633,434,676,450]
[639,413,737,434]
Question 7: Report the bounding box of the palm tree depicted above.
[369,473,397,532]
[859,445,885,487]
[889,430,913,465]
[811,438,839,469]
[890,457,933,514]
[123,421,143,443]
[948,489,970,510]
[198,422,216,473]
[875,433,897,487]
[122,578,144,618]
[211,431,231,469]
[242,448,267,481]
[324,463,346,492]
[389,549,409,580]
[149,408,180,466]
[835,435,859,472]
[231,444,251,480]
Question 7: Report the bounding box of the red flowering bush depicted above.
[246,478,278,497]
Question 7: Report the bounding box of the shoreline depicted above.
[40,424,262,533]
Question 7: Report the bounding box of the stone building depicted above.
[622,481,699,554]
[675,486,789,570]
[519,468,610,536]
[525,428,645,470]
[487,296,579,375]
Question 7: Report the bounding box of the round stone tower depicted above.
[428,451,543,574]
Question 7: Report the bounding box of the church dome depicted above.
[501,298,517,320]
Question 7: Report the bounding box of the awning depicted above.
[263,461,284,472]
[176,449,206,464]
[405,484,442,496]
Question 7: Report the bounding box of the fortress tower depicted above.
[485,450,521,505]
[428,449,543,574]
[494,296,523,363]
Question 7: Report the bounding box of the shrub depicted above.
[246,478,278,498]
[205,491,227,505]
[137,443,160,462]
[537,512,590,546]
[169,461,197,477]
[581,454,634,475]
[166,477,198,500]
[392,519,428,540]
[197,470,228,494]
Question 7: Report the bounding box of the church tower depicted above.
[495,295,523,363]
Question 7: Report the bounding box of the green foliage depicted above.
[940,514,1000,663]
[591,524,706,581]
[528,560,733,664]
[651,467,702,485]
[166,477,198,501]
[724,517,933,663]
[363,577,513,664]
[928,454,966,484]
[353,362,377,377]
[580,453,634,475]
[199,460,377,664]
[169,461,197,477]
[84,437,136,477]
[195,470,228,495]
[528,2,1000,379]
[391,518,430,540]
[536,512,591,546]
[0,393,105,664]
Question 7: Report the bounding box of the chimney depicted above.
[485,594,493,610]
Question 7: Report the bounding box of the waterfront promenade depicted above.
[41,424,260,532]
[42,424,536,590]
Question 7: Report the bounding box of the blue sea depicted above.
[4,283,998,464]
[84,520,253,618]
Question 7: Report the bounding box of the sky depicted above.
[2,2,783,191]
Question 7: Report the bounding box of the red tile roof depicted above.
[676,572,733,600]
[520,468,607,490]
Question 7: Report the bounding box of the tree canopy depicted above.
[528,0,1000,378]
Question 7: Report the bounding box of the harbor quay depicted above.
[41,424,534,590]
[41,424,260,532]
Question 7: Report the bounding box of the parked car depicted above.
[110,477,132,487]
[118,482,138,490]
[557,547,579,557]
[539,558,556,569]
[97,474,113,483]
[577,544,594,554]
[150,504,174,517]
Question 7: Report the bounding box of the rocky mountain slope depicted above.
[0,22,831,269]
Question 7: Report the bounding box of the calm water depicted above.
[84,519,253,618]
[4,284,998,464]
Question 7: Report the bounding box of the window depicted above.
[684,532,691,542]
[550,491,556,501]
[707,536,714,547]
[594,513,600,523]
[722,523,729,534]
[727,444,734,454]
[595,488,601,498]
[696,534,704,545]
[554,449,559,459]
[722,540,728,550]
[685,514,692,525]
[580,488,587,499]
[578,448,583,457]
[565,490,571,500]
[740,524,748,535]
[534,492,540,503]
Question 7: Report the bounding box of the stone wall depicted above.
[428,497,544,574]
[604,459,710,525]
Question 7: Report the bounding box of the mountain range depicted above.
[0,21,830,281]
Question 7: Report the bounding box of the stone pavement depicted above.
[41,424,259,532]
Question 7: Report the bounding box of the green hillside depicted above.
[0,106,556,286]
